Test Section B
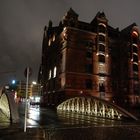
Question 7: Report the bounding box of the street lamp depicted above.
[12,80,16,84]
[32,81,37,85]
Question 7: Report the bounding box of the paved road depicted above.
[1,102,140,140]
[18,102,140,129]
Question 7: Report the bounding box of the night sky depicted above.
[0,0,140,86]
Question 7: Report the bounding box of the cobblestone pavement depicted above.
[0,125,140,140]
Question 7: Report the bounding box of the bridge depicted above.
[0,88,19,123]
[57,96,138,120]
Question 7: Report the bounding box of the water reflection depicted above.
[57,110,137,127]
[28,107,40,120]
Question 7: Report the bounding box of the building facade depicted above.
[38,8,140,107]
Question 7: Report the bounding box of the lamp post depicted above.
[24,67,32,132]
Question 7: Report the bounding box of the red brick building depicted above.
[38,8,140,107]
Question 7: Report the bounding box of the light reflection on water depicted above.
[28,107,40,120]
[27,106,40,126]
[57,110,137,127]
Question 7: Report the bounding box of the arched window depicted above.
[99,34,105,42]
[99,44,105,52]
[99,25,106,33]
[98,54,105,63]
[133,54,138,62]
[98,23,106,33]
[133,64,138,72]
[132,36,138,44]
[133,45,138,53]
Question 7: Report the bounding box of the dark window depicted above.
[48,82,50,91]
[60,53,63,59]
[99,44,105,52]
[85,64,93,73]
[133,54,138,62]
[86,79,93,89]
[132,37,138,44]
[87,41,93,47]
[98,55,105,63]
[99,35,105,42]
[86,51,92,58]
[99,83,105,92]
[133,73,138,80]
[53,79,55,89]
[133,46,138,53]
[133,64,138,72]
[86,41,93,52]
[99,25,106,33]
[134,83,139,94]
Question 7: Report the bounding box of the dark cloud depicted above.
[0,0,140,86]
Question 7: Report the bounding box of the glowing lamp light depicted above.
[132,31,138,37]
[32,81,37,85]
[12,80,16,84]
[106,54,109,57]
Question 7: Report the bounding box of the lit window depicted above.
[49,70,51,79]
[53,66,57,78]
[48,39,51,46]
[99,76,106,82]
[99,64,106,74]
[53,34,55,41]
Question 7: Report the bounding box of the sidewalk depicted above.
[0,126,45,140]
[1,125,140,140]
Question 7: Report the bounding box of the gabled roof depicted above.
[121,23,137,35]
[90,11,107,25]
[65,8,79,17]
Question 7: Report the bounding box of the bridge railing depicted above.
[57,96,138,121]
[0,87,19,123]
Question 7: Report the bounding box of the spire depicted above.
[48,20,53,28]
[63,8,78,20]
[62,8,78,27]
[67,8,78,17]
[42,25,48,51]
[43,26,47,38]
[96,11,106,19]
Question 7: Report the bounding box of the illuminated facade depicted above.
[38,8,140,106]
